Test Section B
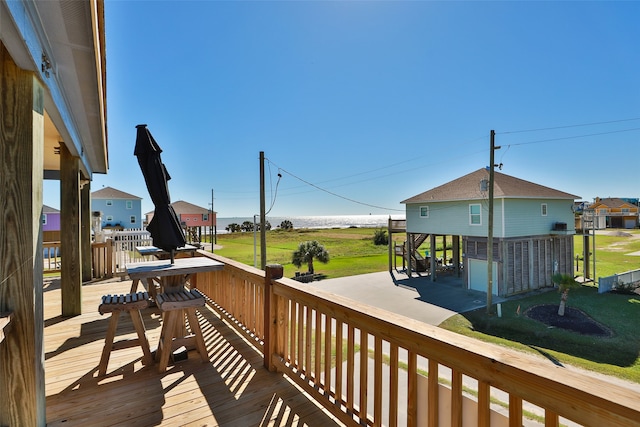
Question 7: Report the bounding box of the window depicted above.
[126,200,132,209]
[469,204,481,225]
[42,214,47,225]
[622,208,630,213]
[130,215,136,224]
[541,203,548,216]
[106,200,112,206]
[203,214,209,221]
[599,208,607,215]
[106,215,113,222]
[420,206,429,218]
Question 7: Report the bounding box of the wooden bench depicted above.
[155,288,208,373]
[98,292,153,376]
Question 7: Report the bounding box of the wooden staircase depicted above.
[406,233,429,272]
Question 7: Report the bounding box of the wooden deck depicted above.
[44,277,343,426]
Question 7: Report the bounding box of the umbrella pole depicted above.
[170,249,175,264]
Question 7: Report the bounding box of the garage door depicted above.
[468,259,498,295]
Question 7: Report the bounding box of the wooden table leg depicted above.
[157,310,180,373]
[129,279,139,294]
[185,308,208,362]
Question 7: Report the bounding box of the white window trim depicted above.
[126,200,132,209]
[106,200,112,206]
[42,214,47,225]
[469,203,482,225]
[541,203,548,216]
[420,206,429,218]
[130,215,136,224]
[106,215,113,222]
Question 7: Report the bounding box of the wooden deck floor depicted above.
[44,277,343,426]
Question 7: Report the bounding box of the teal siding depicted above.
[503,199,575,237]
[406,200,499,237]
[407,198,574,238]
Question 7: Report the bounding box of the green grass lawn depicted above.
[213,227,640,384]
[215,227,405,279]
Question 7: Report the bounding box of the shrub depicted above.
[612,280,640,295]
[373,228,388,246]
[279,219,294,230]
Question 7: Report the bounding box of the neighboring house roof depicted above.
[43,205,60,214]
[402,168,579,204]
[92,186,142,200]
[589,197,637,209]
[145,200,214,216]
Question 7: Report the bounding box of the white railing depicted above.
[111,229,154,272]
[599,268,640,293]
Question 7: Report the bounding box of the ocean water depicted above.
[217,214,404,233]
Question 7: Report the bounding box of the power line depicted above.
[499,117,640,134]
[267,159,404,212]
[501,127,640,147]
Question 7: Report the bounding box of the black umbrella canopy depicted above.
[134,124,185,257]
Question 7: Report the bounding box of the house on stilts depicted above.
[394,168,579,297]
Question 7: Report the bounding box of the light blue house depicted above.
[402,168,579,296]
[91,187,143,230]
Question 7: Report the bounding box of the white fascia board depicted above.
[2,0,93,178]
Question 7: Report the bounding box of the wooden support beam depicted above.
[81,180,92,282]
[430,234,437,281]
[0,42,45,426]
[60,144,82,316]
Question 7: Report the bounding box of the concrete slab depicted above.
[309,270,506,326]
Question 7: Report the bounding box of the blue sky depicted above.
[44,1,640,217]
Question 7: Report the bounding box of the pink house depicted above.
[145,200,216,244]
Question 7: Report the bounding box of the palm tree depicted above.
[279,219,294,231]
[292,240,329,274]
[225,223,241,233]
[552,273,580,316]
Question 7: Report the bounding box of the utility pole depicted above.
[487,130,499,314]
[211,188,216,248]
[259,151,267,270]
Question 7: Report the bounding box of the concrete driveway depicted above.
[309,270,506,326]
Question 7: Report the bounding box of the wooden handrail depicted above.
[193,252,640,426]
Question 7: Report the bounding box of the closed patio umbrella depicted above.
[134,124,185,263]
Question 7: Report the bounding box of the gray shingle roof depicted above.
[92,186,142,200]
[401,168,579,204]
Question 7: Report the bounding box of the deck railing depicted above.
[43,241,62,273]
[111,229,154,272]
[91,240,114,279]
[193,251,640,427]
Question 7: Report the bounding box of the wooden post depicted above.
[0,43,45,426]
[81,179,92,282]
[442,235,447,265]
[264,264,283,371]
[60,144,82,316]
[430,234,437,281]
[388,217,392,272]
[453,235,460,277]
